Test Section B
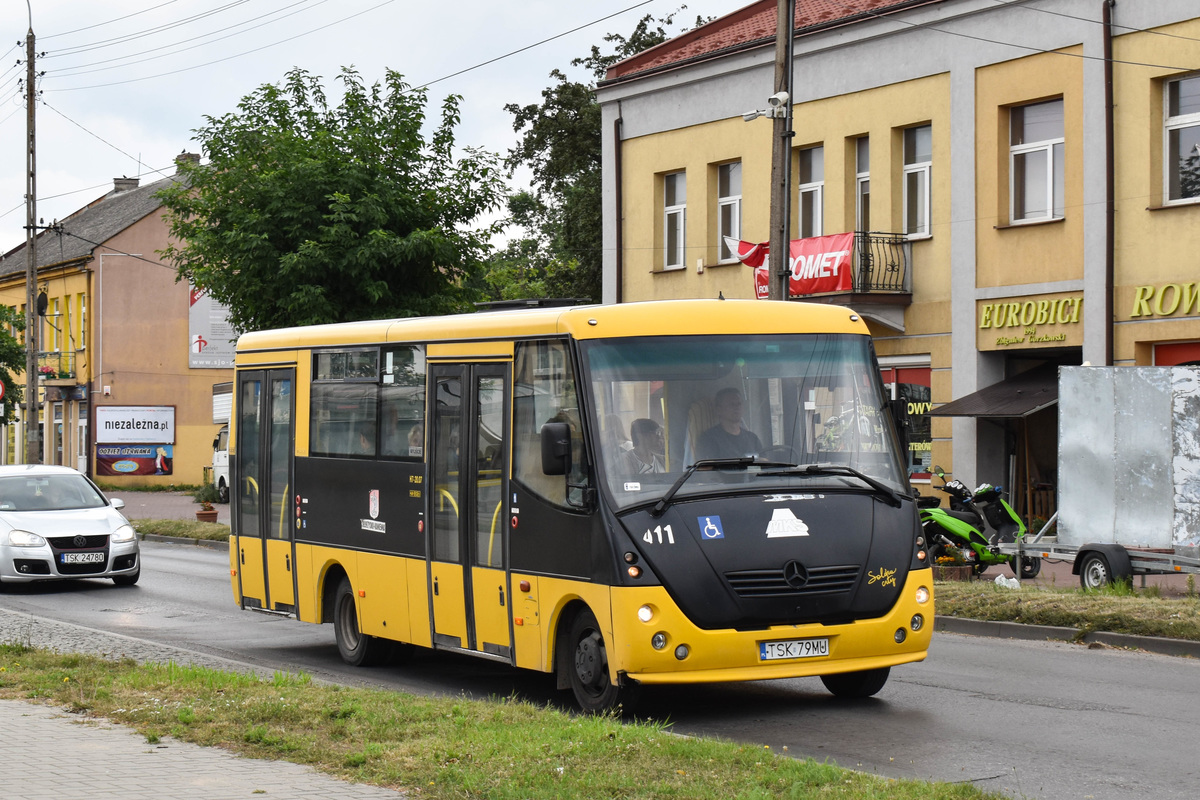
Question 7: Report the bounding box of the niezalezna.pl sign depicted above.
[95,406,176,444]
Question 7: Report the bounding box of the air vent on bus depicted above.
[724,565,861,597]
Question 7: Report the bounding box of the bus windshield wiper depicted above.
[650,457,794,517]
[757,462,907,508]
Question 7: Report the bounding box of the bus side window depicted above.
[513,340,589,507]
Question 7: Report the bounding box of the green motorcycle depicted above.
[919,466,1041,579]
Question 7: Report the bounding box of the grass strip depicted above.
[0,645,998,800]
[131,518,230,541]
[934,580,1200,641]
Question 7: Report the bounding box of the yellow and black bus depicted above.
[230,299,933,711]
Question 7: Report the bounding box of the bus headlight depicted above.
[651,632,668,650]
[911,614,925,631]
[674,644,690,660]
[637,605,654,623]
[915,586,930,605]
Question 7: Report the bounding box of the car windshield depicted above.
[0,475,109,512]
[580,333,907,510]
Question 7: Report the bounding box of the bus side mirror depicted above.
[540,422,571,476]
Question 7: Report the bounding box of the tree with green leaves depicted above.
[159,67,505,333]
[0,307,24,424]
[491,10,702,303]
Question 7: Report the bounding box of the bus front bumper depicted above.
[608,570,933,685]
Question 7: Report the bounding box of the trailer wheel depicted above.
[1078,552,1111,590]
[1013,555,1041,579]
[821,667,890,698]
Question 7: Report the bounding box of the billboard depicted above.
[96,406,175,444]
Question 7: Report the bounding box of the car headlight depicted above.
[110,524,136,543]
[6,530,47,547]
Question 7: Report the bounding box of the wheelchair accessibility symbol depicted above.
[698,516,725,540]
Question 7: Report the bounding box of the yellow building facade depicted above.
[598,0,1200,516]
[0,163,233,486]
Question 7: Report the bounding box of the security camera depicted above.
[767,91,789,108]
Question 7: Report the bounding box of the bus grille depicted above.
[725,565,861,597]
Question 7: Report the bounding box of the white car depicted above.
[0,465,139,588]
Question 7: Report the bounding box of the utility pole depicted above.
[767,0,795,301]
[24,14,41,464]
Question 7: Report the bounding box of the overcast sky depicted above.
[0,0,744,255]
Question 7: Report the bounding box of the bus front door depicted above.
[233,369,296,614]
[428,363,511,660]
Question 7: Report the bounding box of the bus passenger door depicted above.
[234,369,296,614]
[428,363,511,659]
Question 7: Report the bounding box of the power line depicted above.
[49,0,396,92]
[411,0,656,92]
[983,0,1200,45]
[40,0,186,41]
[45,1,251,58]
[50,0,330,79]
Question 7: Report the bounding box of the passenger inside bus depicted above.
[695,387,762,460]
[623,418,665,474]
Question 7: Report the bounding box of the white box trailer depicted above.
[212,382,231,503]
[1001,366,1200,587]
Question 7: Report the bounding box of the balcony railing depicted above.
[37,350,77,380]
[851,231,912,294]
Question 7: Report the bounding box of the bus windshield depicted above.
[580,333,907,510]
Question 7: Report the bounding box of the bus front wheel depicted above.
[333,577,385,667]
[820,667,890,698]
[562,609,637,713]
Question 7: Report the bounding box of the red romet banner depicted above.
[787,233,853,295]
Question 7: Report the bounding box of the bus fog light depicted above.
[910,614,924,631]
[651,632,668,650]
[628,565,642,578]
[674,644,689,660]
[894,628,907,643]
[915,586,930,605]
[637,605,654,623]
[916,549,927,562]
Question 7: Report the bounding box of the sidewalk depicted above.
[0,700,408,799]
[115,490,231,526]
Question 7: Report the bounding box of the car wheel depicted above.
[333,577,385,666]
[561,609,638,713]
[112,569,140,587]
[820,667,890,698]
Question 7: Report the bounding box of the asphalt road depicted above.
[2,539,1199,799]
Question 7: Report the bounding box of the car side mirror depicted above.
[540,422,571,476]
[110,498,125,510]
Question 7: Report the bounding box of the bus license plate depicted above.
[62,552,104,564]
[759,637,829,661]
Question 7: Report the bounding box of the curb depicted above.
[139,533,229,551]
[935,615,1200,658]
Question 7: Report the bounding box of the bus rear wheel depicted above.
[333,577,385,667]
[562,609,637,713]
[820,667,890,698]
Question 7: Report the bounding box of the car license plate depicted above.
[759,637,829,661]
[62,552,104,564]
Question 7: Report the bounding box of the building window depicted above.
[49,298,61,352]
[663,171,686,269]
[78,293,87,350]
[1165,74,1200,203]
[717,162,742,263]
[797,146,824,238]
[903,125,931,236]
[855,138,870,232]
[1010,99,1064,221]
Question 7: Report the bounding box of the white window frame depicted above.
[903,125,932,238]
[855,137,870,233]
[1009,99,1064,223]
[50,297,61,352]
[1164,74,1200,204]
[78,292,87,350]
[797,146,824,239]
[663,171,686,270]
[717,161,742,263]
